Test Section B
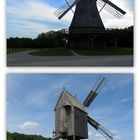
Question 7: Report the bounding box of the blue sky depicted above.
[7,0,134,38]
[7,73,133,140]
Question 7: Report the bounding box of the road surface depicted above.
[7,50,133,67]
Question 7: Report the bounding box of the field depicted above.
[29,48,133,56]
[29,48,74,56]
[74,48,133,56]
[7,48,32,54]
[7,47,133,56]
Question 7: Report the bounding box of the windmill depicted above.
[53,77,114,140]
[54,0,126,49]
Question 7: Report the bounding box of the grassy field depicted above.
[7,48,32,54]
[74,48,133,56]
[29,48,74,56]
[7,47,133,56]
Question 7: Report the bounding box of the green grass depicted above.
[74,48,133,56]
[29,48,74,56]
[7,48,32,54]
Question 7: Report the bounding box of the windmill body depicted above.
[53,77,114,140]
[70,0,105,34]
[54,0,126,49]
[54,91,88,140]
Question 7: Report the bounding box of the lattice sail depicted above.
[54,0,126,20]
[87,116,114,140]
[83,77,107,107]
[97,0,126,18]
[54,0,80,20]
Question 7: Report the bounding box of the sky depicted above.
[7,73,133,140]
[7,0,134,38]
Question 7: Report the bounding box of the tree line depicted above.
[7,132,52,140]
[7,30,66,49]
[7,26,133,49]
[107,26,133,48]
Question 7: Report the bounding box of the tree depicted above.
[106,26,133,48]
[7,132,52,140]
[36,30,64,48]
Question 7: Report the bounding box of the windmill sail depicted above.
[87,116,114,140]
[97,0,126,18]
[54,0,80,20]
[83,77,107,107]
[54,0,126,20]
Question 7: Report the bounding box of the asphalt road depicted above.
[7,50,133,67]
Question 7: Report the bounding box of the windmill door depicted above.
[64,105,73,136]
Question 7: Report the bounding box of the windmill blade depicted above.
[83,77,107,107]
[87,116,114,140]
[97,0,126,18]
[54,0,80,20]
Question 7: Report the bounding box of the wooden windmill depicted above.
[53,77,114,140]
[54,0,126,49]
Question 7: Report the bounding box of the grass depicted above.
[7,48,32,54]
[29,48,74,56]
[74,48,133,56]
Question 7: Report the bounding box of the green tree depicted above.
[7,131,52,140]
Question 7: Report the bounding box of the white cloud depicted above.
[119,97,132,103]
[95,133,105,140]
[18,121,39,130]
[88,131,94,136]
[8,0,57,22]
[7,0,71,38]
[88,127,133,140]
[88,131,106,140]
[98,0,133,28]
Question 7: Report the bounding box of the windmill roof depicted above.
[54,91,87,113]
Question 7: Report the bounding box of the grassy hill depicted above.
[7,132,52,140]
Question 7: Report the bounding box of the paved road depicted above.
[7,50,133,67]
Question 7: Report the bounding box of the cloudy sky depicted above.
[7,0,134,38]
[7,73,133,140]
